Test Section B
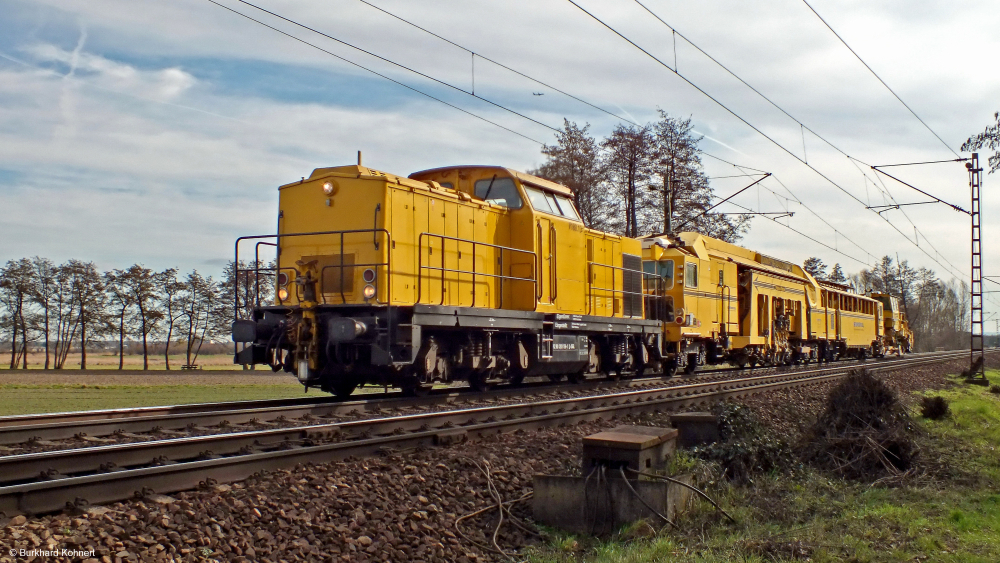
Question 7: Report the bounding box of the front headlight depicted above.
[362,284,376,299]
[278,287,289,301]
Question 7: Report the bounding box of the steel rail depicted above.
[0,351,971,516]
[0,351,950,445]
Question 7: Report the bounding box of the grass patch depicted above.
[526,370,1000,562]
[0,384,307,416]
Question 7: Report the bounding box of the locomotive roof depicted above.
[408,165,574,196]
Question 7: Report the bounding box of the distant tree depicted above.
[157,269,185,370]
[51,263,82,369]
[602,123,655,237]
[530,120,610,230]
[648,110,750,241]
[0,259,34,369]
[29,257,56,369]
[70,261,107,369]
[122,265,162,370]
[962,111,1000,173]
[803,257,827,280]
[178,271,224,367]
[105,269,136,370]
[224,260,275,322]
[828,263,847,284]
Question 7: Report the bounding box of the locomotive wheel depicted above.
[662,360,678,378]
[684,353,698,375]
[402,382,432,397]
[469,371,493,392]
[509,372,526,386]
[567,371,586,384]
[331,379,359,399]
[548,373,566,383]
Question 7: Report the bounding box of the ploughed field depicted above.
[1,354,997,562]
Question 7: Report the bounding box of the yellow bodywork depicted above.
[642,231,883,364]
[275,164,644,319]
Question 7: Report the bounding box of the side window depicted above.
[554,195,581,221]
[474,177,522,209]
[685,262,698,288]
[523,186,553,213]
[661,260,674,289]
[439,182,454,190]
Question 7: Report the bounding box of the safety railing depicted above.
[417,232,537,309]
[643,277,674,322]
[587,262,666,319]
[234,228,392,314]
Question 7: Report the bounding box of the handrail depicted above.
[417,232,537,310]
[587,261,663,319]
[234,228,392,313]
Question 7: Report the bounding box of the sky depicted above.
[1,0,998,323]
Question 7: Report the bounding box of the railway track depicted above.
[0,350,971,516]
[0,352,947,449]
[0,363,799,449]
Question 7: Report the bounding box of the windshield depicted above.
[474,177,523,208]
[642,259,674,289]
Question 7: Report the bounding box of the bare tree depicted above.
[122,265,162,370]
[602,124,655,237]
[0,259,34,369]
[157,269,185,370]
[224,260,275,322]
[105,269,136,370]
[649,111,750,241]
[530,120,610,230]
[178,271,222,367]
[30,257,56,369]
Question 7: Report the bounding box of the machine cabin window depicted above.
[523,186,582,221]
[474,177,523,209]
[685,262,698,288]
[642,259,674,290]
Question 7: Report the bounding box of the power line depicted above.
[800,0,960,158]
[565,0,871,210]
[354,0,638,126]
[205,0,544,144]
[572,0,979,297]
[632,0,965,274]
[227,0,559,133]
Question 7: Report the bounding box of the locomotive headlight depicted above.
[322,181,337,195]
[277,272,289,286]
[362,268,376,283]
[278,287,289,301]
[362,284,376,299]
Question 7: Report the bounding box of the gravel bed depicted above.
[0,355,986,562]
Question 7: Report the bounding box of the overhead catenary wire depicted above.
[354,0,638,126]
[228,0,559,133]
[800,0,960,158]
[204,0,544,144]
[632,0,961,267]
[574,0,978,294]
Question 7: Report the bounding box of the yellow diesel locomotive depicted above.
[232,162,662,396]
[640,232,888,372]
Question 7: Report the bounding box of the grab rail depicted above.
[417,232,537,310]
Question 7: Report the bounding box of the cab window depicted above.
[523,186,553,213]
[474,177,522,208]
[554,194,581,221]
[685,262,698,288]
[642,260,674,289]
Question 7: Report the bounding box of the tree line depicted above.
[803,255,974,352]
[0,258,270,370]
[530,112,751,242]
